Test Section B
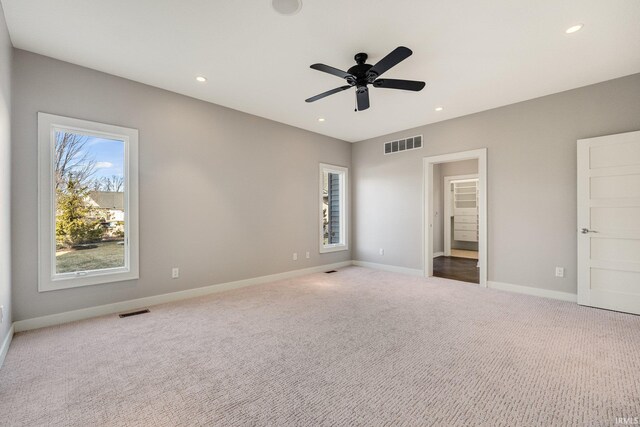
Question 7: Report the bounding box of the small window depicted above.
[38,113,139,291]
[319,163,348,253]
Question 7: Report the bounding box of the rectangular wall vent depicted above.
[384,135,422,155]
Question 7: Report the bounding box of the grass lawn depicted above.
[56,240,125,273]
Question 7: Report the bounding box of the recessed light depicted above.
[272,0,302,15]
[435,107,443,112]
[565,24,583,34]
[318,117,326,122]
[195,76,207,82]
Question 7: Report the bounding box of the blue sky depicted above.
[85,136,124,180]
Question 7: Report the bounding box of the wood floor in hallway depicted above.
[433,255,479,283]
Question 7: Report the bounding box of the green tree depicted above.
[56,176,105,248]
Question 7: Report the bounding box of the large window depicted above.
[319,163,348,253]
[38,113,139,291]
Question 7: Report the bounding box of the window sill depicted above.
[319,244,348,254]
[39,269,139,292]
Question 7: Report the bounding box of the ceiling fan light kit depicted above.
[306,46,425,111]
[272,0,302,16]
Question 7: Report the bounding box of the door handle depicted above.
[580,228,597,234]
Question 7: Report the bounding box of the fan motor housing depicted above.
[348,54,374,87]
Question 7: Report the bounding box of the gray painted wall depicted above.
[11,50,351,321]
[353,73,640,294]
[0,3,11,345]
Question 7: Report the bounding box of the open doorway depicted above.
[423,149,487,287]
[437,171,479,283]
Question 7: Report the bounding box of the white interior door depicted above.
[577,130,640,315]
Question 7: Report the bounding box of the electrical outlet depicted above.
[293,252,298,261]
[172,268,179,279]
[379,248,384,255]
[555,267,564,278]
[305,251,310,259]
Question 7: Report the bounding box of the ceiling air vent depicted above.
[384,135,422,155]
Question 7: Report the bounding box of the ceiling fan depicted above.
[305,46,425,112]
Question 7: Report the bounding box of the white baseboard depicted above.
[487,280,577,303]
[433,251,444,258]
[352,260,424,277]
[13,261,352,333]
[0,324,14,369]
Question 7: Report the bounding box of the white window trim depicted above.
[319,163,348,253]
[38,112,139,292]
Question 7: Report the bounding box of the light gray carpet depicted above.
[1,266,639,426]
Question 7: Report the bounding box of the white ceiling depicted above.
[2,0,640,142]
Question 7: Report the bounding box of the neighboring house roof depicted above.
[87,191,124,210]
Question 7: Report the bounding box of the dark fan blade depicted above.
[310,63,354,80]
[366,46,413,80]
[356,88,370,111]
[305,85,352,103]
[372,79,425,91]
